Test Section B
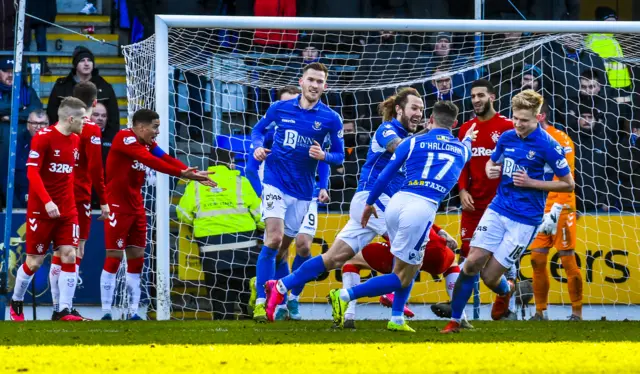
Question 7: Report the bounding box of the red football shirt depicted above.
[106,129,186,214]
[457,113,513,210]
[74,120,107,204]
[26,126,80,219]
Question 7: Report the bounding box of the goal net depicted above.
[122,17,640,321]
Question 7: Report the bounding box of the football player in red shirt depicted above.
[48,82,110,321]
[457,79,514,260]
[99,109,215,320]
[10,98,88,322]
[431,80,513,319]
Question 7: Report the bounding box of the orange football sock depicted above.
[560,254,583,314]
[531,251,549,313]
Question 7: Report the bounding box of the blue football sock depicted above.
[290,255,310,297]
[281,255,325,292]
[491,275,510,296]
[256,245,278,299]
[348,273,402,301]
[451,270,480,321]
[391,280,414,318]
[275,259,290,280]
[275,259,290,304]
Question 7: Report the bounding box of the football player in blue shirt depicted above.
[264,88,424,323]
[246,85,330,321]
[250,63,344,322]
[442,90,575,334]
[330,100,477,332]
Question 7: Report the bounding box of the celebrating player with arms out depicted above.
[341,224,473,329]
[263,87,422,322]
[10,98,88,321]
[332,101,476,332]
[529,101,582,321]
[100,109,215,320]
[432,79,513,320]
[48,82,109,321]
[442,90,575,334]
[245,85,331,321]
[250,62,344,322]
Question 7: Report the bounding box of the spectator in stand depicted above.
[421,66,466,125]
[563,70,618,137]
[24,0,57,76]
[497,64,543,116]
[301,45,320,64]
[424,32,474,98]
[568,103,617,212]
[13,109,49,208]
[586,7,638,131]
[90,101,111,166]
[542,37,606,113]
[177,148,263,319]
[0,58,42,207]
[329,119,365,211]
[46,46,120,143]
[524,0,579,20]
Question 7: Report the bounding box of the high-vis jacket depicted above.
[586,33,631,89]
[177,165,264,238]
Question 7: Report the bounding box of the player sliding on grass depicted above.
[341,225,473,329]
[442,90,575,334]
[263,88,422,322]
[10,97,88,321]
[100,109,215,320]
[250,62,344,322]
[246,85,331,321]
[330,101,476,332]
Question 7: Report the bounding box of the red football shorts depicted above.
[361,239,455,277]
[460,208,486,258]
[76,201,92,241]
[104,211,147,250]
[26,215,79,255]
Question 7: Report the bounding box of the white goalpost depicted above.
[122,16,640,321]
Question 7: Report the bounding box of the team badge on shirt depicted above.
[526,150,536,160]
[313,121,322,130]
[491,131,500,143]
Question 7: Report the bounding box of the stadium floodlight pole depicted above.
[0,0,26,321]
[154,15,171,321]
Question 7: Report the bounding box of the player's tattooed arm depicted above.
[385,137,402,153]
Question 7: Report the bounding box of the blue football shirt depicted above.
[357,118,410,197]
[366,128,472,206]
[489,125,571,226]
[251,96,344,200]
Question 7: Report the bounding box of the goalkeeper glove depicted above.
[539,203,563,235]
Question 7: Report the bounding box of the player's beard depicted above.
[474,100,492,117]
[400,113,418,133]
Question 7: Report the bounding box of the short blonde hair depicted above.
[511,89,544,115]
[58,96,87,120]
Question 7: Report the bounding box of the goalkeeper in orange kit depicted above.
[528,102,582,321]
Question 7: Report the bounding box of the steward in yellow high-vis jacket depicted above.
[177,148,263,319]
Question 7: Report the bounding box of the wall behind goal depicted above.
[177,213,640,305]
